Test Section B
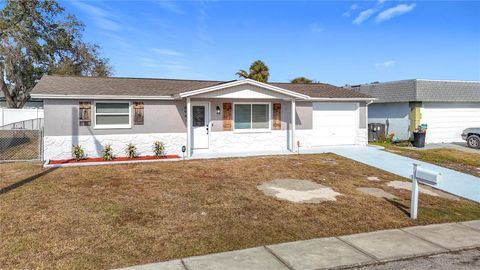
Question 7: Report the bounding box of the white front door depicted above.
[192,103,210,149]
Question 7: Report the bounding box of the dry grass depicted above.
[371,142,480,177]
[1,154,479,270]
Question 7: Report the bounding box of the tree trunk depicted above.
[0,65,18,108]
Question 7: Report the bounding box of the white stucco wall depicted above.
[205,130,291,153]
[43,133,186,160]
[44,128,368,160]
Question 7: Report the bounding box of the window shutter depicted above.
[134,102,144,125]
[273,103,281,130]
[79,102,91,126]
[223,103,232,131]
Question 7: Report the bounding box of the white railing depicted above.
[0,108,44,127]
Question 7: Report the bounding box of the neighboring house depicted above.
[30,75,373,161]
[351,79,480,143]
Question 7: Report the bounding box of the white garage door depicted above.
[421,102,480,143]
[312,102,357,146]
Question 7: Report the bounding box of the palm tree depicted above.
[236,60,269,82]
[290,77,314,84]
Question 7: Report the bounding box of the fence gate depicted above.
[0,118,44,161]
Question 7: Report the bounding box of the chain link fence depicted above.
[0,119,43,161]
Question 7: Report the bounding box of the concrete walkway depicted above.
[115,220,480,270]
[327,146,480,202]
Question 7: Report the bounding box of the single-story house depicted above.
[31,75,373,160]
[350,79,480,143]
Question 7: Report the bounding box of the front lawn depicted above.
[371,142,480,177]
[1,154,479,269]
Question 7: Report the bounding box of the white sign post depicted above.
[410,163,442,219]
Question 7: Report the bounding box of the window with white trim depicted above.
[94,102,131,129]
[234,103,270,130]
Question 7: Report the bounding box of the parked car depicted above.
[461,128,480,149]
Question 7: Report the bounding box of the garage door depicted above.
[312,102,357,146]
[421,102,480,143]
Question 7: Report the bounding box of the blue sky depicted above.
[61,0,480,85]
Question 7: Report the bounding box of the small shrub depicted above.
[72,144,85,161]
[153,141,165,156]
[102,144,113,161]
[126,143,137,159]
[377,134,387,143]
[378,133,395,144]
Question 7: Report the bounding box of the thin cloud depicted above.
[309,22,324,33]
[155,0,185,14]
[353,8,376,24]
[141,57,188,70]
[71,1,121,31]
[375,60,396,68]
[152,48,186,57]
[342,4,359,17]
[375,4,416,23]
[197,7,212,44]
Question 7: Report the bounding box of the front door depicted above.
[192,103,209,149]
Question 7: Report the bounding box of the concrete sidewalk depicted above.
[115,220,480,270]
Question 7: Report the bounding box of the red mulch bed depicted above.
[49,155,180,165]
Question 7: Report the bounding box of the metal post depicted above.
[410,163,419,219]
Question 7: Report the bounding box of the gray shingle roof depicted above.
[31,75,371,99]
[352,79,480,103]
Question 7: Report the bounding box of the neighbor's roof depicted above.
[30,75,372,100]
[352,79,480,103]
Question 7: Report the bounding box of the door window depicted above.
[193,106,205,127]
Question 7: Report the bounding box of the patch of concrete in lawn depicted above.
[258,179,342,203]
[386,181,438,197]
[356,187,398,200]
[367,176,380,182]
[386,181,460,200]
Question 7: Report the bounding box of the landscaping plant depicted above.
[153,141,165,156]
[72,144,85,161]
[102,144,113,161]
[126,143,138,159]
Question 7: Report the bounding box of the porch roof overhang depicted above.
[175,79,310,100]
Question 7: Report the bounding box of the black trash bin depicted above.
[413,132,426,148]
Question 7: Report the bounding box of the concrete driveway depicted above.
[327,146,480,202]
[406,142,479,154]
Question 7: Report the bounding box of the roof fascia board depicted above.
[177,79,310,99]
[307,97,376,101]
[30,94,175,100]
[416,79,480,83]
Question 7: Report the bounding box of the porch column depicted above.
[186,97,191,157]
[291,99,296,152]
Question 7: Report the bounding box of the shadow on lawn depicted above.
[385,198,410,217]
[0,167,58,196]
